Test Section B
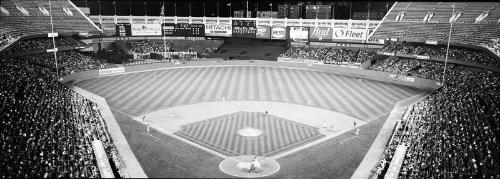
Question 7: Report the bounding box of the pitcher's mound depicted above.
[219,155,280,178]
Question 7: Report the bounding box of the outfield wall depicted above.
[61,60,440,91]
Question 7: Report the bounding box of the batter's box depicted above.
[175,112,325,157]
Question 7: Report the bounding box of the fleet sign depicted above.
[332,28,367,40]
[309,27,332,41]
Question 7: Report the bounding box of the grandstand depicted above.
[1,0,499,179]
[372,2,500,45]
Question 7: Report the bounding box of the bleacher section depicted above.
[127,39,224,58]
[373,2,500,45]
[209,39,288,60]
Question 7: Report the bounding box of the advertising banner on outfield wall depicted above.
[205,24,232,37]
[288,26,309,41]
[271,26,287,40]
[131,24,162,36]
[309,27,332,41]
[256,25,270,39]
[232,20,257,38]
[332,28,367,40]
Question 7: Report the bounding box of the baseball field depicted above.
[76,65,424,178]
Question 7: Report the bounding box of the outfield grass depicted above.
[111,109,229,178]
[274,115,388,179]
[111,107,387,178]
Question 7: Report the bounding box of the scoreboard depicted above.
[163,23,205,36]
[174,23,205,37]
[115,23,131,37]
[232,20,257,38]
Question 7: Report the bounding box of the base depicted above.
[219,155,280,178]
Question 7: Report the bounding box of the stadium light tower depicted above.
[48,0,59,80]
[442,2,455,85]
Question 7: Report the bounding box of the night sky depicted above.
[71,0,393,20]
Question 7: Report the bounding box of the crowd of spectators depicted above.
[279,47,377,64]
[0,33,19,50]
[380,42,500,67]
[22,51,113,76]
[482,38,500,58]
[370,56,500,178]
[10,37,78,54]
[370,56,456,81]
[129,40,174,54]
[0,58,124,178]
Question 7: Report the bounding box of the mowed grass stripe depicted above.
[204,67,229,102]
[362,80,401,102]
[136,68,188,114]
[81,75,120,93]
[204,117,219,146]
[214,66,235,101]
[300,70,338,110]
[121,70,177,115]
[278,67,307,105]
[110,72,158,110]
[239,66,250,101]
[330,76,372,119]
[310,71,354,115]
[180,67,218,105]
[268,67,287,102]
[297,69,334,109]
[253,67,262,101]
[277,68,300,103]
[159,67,207,107]
[227,66,242,100]
[140,68,197,112]
[286,68,321,107]
[213,114,231,149]
[104,72,152,105]
[256,67,267,101]
[87,73,133,93]
[339,75,384,117]
[177,67,213,105]
[234,66,246,100]
[375,82,411,100]
[322,73,366,119]
[263,67,278,102]
[167,67,212,106]
[342,76,389,114]
[248,66,256,100]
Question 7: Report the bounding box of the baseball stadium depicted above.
[1,1,499,179]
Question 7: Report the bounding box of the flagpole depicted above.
[269,3,272,18]
[161,2,167,60]
[442,2,455,85]
[365,2,370,49]
[113,1,116,15]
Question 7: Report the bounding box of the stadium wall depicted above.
[61,60,440,91]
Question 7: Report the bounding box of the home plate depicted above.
[219,155,280,178]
